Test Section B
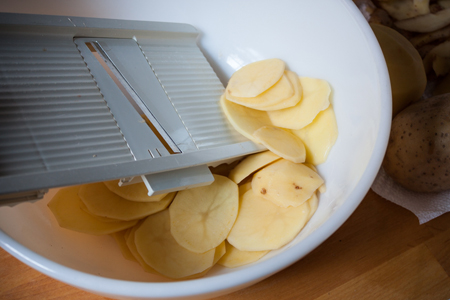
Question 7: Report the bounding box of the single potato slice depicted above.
[219,94,272,143]
[267,77,331,129]
[226,58,285,98]
[111,229,138,262]
[217,241,269,268]
[226,72,294,109]
[238,181,253,196]
[304,163,326,194]
[104,180,167,202]
[253,126,306,163]
[292,106,338,165]
[125,222,160,274]
[135,210,216,279]
[255,71,302,111]
[228,151,281,184]
[227,190,311,251]
[252,159,323,208]
[47,186,138,235]
[307,192,319,220]
[79,200,123,223]
[169,174,239,253]
[79,183,175,221]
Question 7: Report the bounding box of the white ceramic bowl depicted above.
[0,0,391,299]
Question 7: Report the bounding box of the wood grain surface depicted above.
[1,190,450,300]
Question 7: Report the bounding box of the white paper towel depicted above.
[371,167,450,224]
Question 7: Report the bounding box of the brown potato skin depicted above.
[383,93,450,193]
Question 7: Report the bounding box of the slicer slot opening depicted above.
[85,42,179,155]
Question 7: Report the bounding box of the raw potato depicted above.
[383,93,450,193]
[104,180,167,202]
[253,126,306,163]
[371,23,427,116]
[47,186,138,235]
[79,182,175,221]
[227,190,311,251]
[379,0,430,20]
[219,94,272,143]
[226,58,285,98]
[169,174,239,253]
[111,229,138,262]
[292,106,338,165]
[228,151,281,184]
[217,241,269,268]
[126,222,160,274]
[395,8,450,32]
[423,40,450,74]
[226,72,294,109]
[251,159,323,208]
[304,163,327,194]
[135,210,216,279]
[268,76,331,129]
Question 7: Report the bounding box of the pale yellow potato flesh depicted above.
[104,180,167,202]
[126,222,160,274]
[226,72,294,109]
[79,182,175,221]
[219,94,272,143]
[79,200,122,222]
[135,210,216,279]
[267,77,331,130]
[239,182,253,196]
[228,151,281,184]
[169,174,239,253]
[47,186,138,235]
[253,126,306,164]
[304,163,326,194]
[251,159,323,208]
[111,229,138,262]
[226,58,285,98]
[255,71,302,111]
[217,241,269,268]
[292,106,338,165]
[307,193,319,220]
[227,190,311,251]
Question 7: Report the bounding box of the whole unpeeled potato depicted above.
[383,93,450,193]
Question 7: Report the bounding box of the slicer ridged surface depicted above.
[139,43,247,149]
[0,37,134,176]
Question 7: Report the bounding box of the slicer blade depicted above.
[0,12,264,205]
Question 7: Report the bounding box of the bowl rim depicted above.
[0,0,392,298]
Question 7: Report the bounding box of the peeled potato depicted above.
[253,126,306,163]
[304,163,326,194]
[111,229,138,262]
[267,77,331,129]
[252,159,323,208]
[226,58,285,98]
[219,94,272,143]
[226,72,294,109]
[169,174,239,253]
[217,241,269,268]
[239,181,253,196]
[307,192,319,220]
[47,186,138,235]
[104,180,167,202]
[227,190,311,251]
[79,182,175,221]
[228,151,281,184]
[126,222,160,274]
[292,106,338,165]
[135,210,216,279]
[255,71,302,111]
[79,201,123,222]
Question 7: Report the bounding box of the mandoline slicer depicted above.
[0,13,264,206]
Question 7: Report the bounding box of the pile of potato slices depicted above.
[48,58,337,280]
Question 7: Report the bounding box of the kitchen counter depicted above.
[1,189,450,299]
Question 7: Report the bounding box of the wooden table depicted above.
[1,189,450,300]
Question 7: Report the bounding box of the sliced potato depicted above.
[104,180,167,202]
[226,72,294,109]
[79,200,123,222]
[252,159,323,208]
[227,190,311,251]
[304,163,326,194]
[226,58,285,98]
[79,183,175,221]
[238,181,253,196]
[219,94,272,143]
[395,8,450,32]
[125,222,160,274]
[217,241,269,268]
[307,192,319,220]
[111,229,138,262]
[409,24,450,48]
[423,40,450,74]
[228,151,281,184]
[253,126,306,163]
[292,106,338,165]
[47,186,138,235]
[379,0,430,21]
[135,210,216,279]
[169,174,239,253]
[267,77,331,129]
